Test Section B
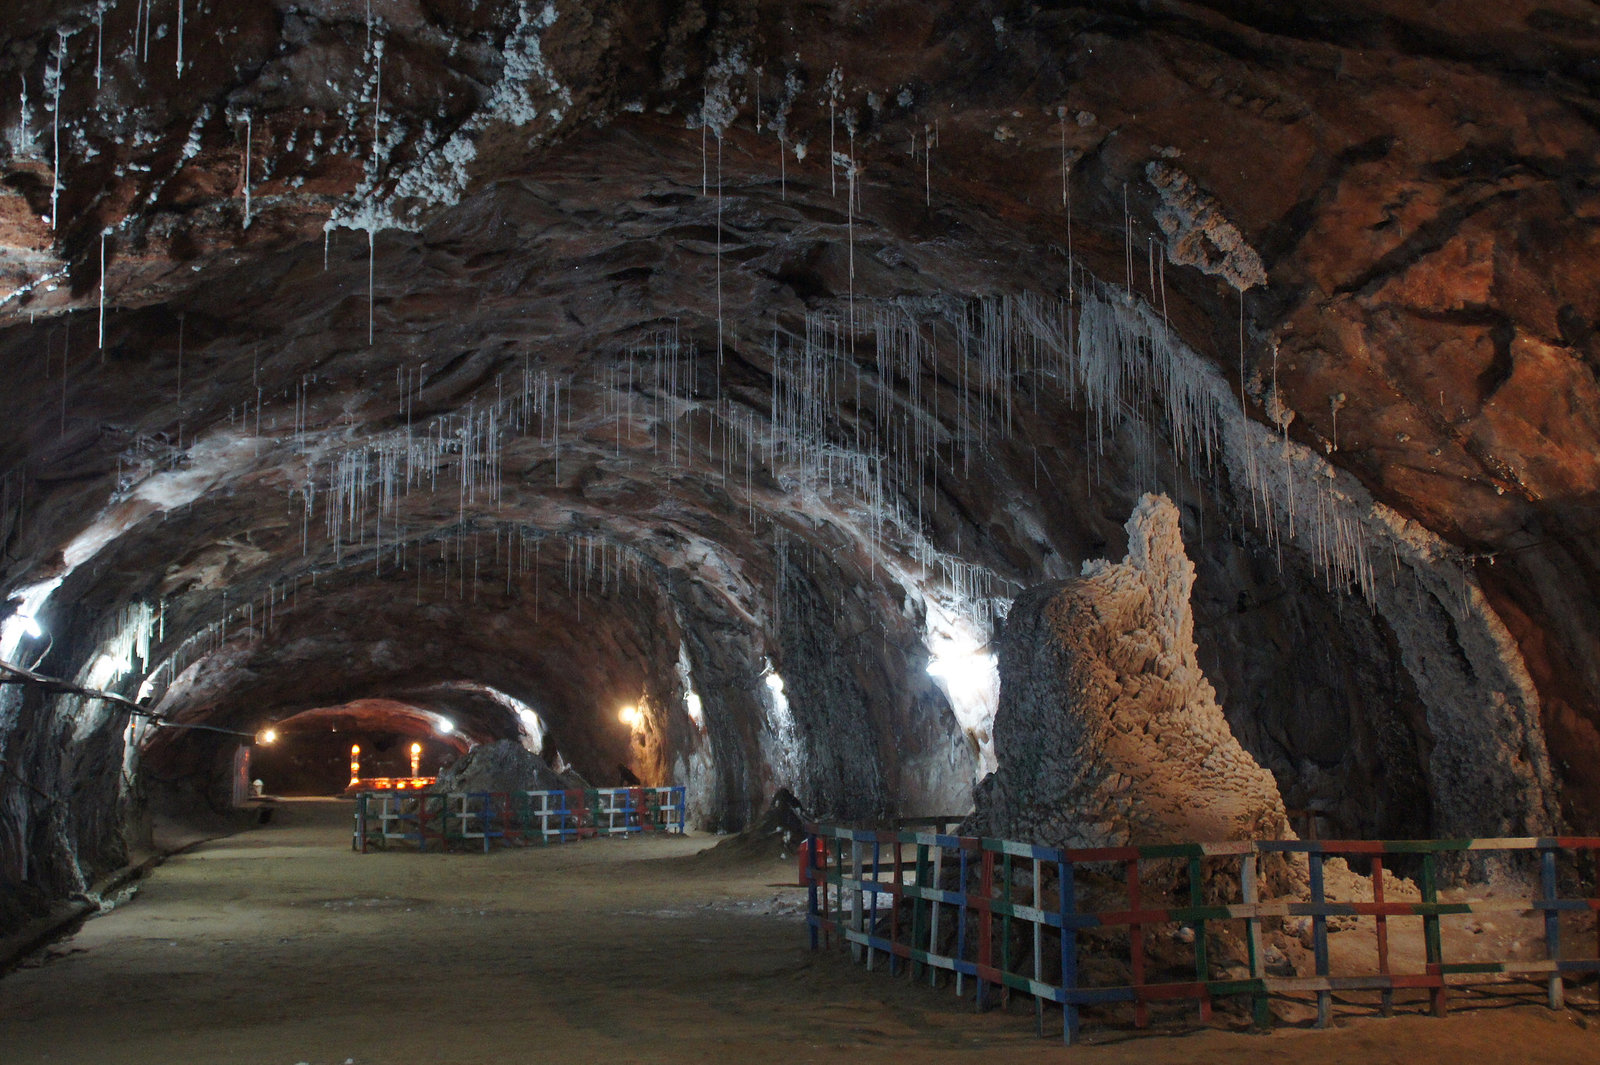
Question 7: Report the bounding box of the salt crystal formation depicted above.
[1145,161,1267,292]
[970,493,1291,848]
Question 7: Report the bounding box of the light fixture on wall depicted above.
[618,705,641,727]
[257,728,278,745]
[409,741,422,777]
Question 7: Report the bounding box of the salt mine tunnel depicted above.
[1,0,1598,1057]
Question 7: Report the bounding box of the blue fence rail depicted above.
[803,824,1600,1043]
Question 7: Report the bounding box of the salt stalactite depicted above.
[756,282,1394,637]
[773,71,801,201]
[748,279,1388,630]
[845,108,861,212]
[241,112,252,228]
[839,151,858,335]
[48,30,66,230]
[778,129,787,198]
[1058,106,1068,208]
[367,228,375,344]
[97,232,106,353]
[175,0,184,78]
[716,134,723,369]
[1065,281,1379,600]
[757,300,1023,630]
[825,66,842,196]
[1238,289,1246,419]
[95,4,104,89]
[372,37,383,159]
[16,75,28,155]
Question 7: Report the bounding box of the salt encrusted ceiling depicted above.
[1,0,1598,880]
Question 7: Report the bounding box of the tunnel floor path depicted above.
[1,798,1593,1064]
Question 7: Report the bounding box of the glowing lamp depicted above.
[258,728,278,745]
[409,742,422,777]
[618,705,640,727]
[437,719,455,735]
[19,614,42,639]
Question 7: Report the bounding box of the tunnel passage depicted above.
[134,533,708,805]
[247,700,473,795]
[1,1,1594,939]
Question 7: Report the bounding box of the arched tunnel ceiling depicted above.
[1,0,1598,842]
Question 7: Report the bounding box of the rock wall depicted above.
[0,633,141,935]
[1189,531,1435,841]
[971,494,1291,848]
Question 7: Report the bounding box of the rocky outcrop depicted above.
[428,739,565,794]
[971,494,1291,848]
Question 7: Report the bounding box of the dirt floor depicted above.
[1,799,1594,1064]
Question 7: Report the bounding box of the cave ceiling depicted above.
[1,1,1598,831]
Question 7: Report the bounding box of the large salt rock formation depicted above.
[972,493,1291,848]
[428,740,565,795]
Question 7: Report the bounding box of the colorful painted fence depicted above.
[803,825,1600,1043]
[353,786,687,852]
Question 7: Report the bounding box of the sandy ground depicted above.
[0,799,1593,1065]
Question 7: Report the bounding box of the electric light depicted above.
[258,728,278,745]
[19,614,42,639]
[409,741,422,777]
[618,705,640,726]
[437,718,454,734]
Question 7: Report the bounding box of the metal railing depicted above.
[353,786,687,852]
[804,824,1600,1043]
